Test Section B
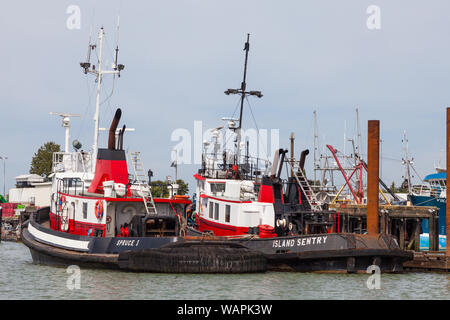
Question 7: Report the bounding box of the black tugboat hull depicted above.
[22,227,119,269]
[233,233,412,273]
[264,249,409,273]
[22,214,413,273]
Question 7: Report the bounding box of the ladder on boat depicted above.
[129,151,157,215]
[286,159,323,211]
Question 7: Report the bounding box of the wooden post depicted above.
[359,218,362,234]
[399,219,405,250]
[387,216,391,235]
[433,215,438,251]
[367,120,380,235]
[342,214,346,233]
[429,214,436,251]
[447,108,450,256]
[0,206,2,243]
[380,210,386,234]
[414,219,421,251]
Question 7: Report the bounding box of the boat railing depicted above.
[310,184,338,194]
[56,177,86,197]
[199,165,267,182]
[201,152,270,180]
[411,184,431,196]
[52,152,91,174]
[430,186,445,198]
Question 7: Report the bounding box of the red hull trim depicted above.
[198,217,249,236]
[200,194,252,204]
[58,192,191,204]
[49,212,106,237]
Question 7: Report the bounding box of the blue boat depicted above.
[409,171,446,250]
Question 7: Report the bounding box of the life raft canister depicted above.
[258,224,277,238]
[95,200,104,220]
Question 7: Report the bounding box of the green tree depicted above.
[30,141,61,177]
[176,179,189,195]
[390,181,396,192]
[150,179,189,198]
[150,180,170,198]
[390,181,408,193]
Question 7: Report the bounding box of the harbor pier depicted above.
[328,203,439,251]
[402,108,450,271]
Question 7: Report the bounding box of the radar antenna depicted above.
[49,112,81,152]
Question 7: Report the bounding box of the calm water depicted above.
[0,241,449,300]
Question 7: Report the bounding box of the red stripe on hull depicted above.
[58,192,191,204]
[49,212,106,236]
[198,217,249,236]
[200,194,251,204]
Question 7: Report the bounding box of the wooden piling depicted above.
[399,219,405,249]
[367,120,380,235]
[0,206,2,243]
[429,214,437,251]
[380,210,386,234]
[447,108,450,256]
[414,219,421,251]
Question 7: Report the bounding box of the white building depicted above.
[8,174,52,207]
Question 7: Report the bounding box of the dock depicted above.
[404,251,450,272]
[328,203,440,251]
[1,206,33,242]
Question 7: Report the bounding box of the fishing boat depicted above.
[409,171,447,250]
[398,132,446,250]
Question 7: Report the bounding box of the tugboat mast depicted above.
[224,34,263,167]
[238,34,250,131]
[80,25,124,172]
[92,27,105,169]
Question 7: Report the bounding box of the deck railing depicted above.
[52,152,91,174]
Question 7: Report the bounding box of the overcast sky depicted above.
[1,0,450,195]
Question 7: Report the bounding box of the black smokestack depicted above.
[108,108,122,150]
[118,124,126,150]
[299,149,309,170]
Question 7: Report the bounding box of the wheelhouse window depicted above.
[225,205,230,223]
[82,202,88,219]
[214,202,219,220]
[63,178,83,188]
[210,182,226,194]
[209,202,214,218]
[61,178,83,195]
[201,197,208,209]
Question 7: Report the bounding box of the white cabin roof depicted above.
[15,174,45,183]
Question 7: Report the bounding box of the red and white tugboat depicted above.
[192,34,330,239]
[22,27,268,274]
[190,34,413,273]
